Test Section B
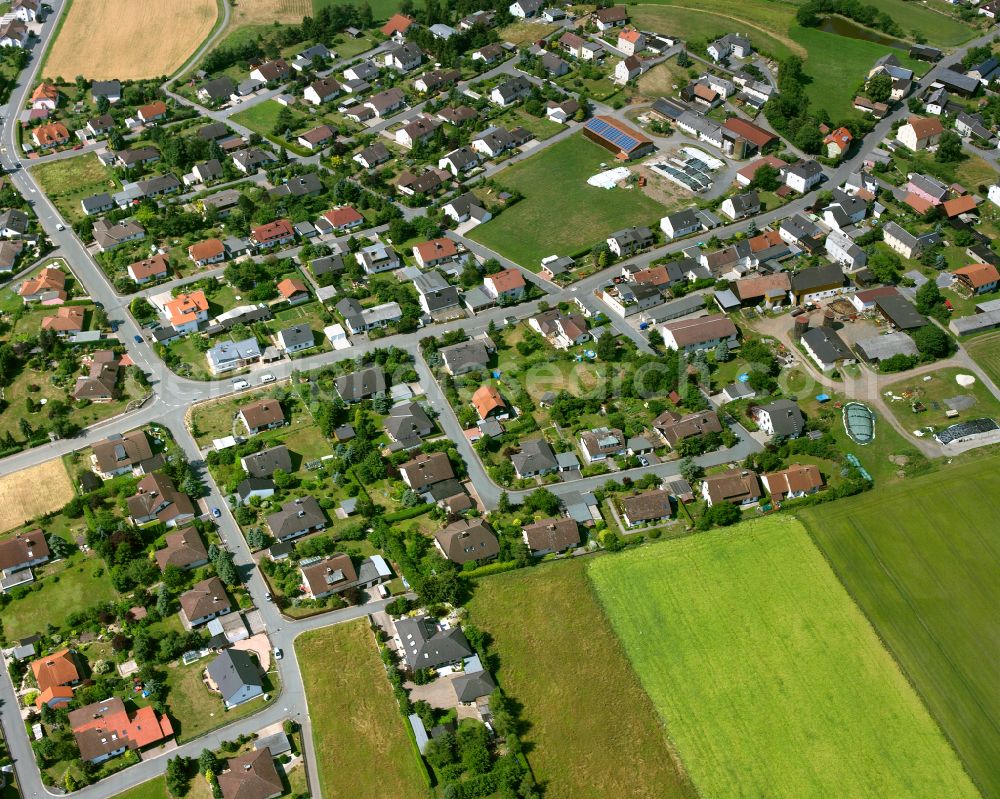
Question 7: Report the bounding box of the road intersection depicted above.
[0,3,996,797]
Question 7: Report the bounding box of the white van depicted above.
[260,373,276,384]
[232,379,250,391]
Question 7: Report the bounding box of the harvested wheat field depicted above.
[0,458,74,533]
[44,0,219,80]
[232,0,312,27]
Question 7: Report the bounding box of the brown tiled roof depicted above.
[0,529,49,571]
[179,576,229,621]
[620,490,673,523]
[69,698,172,762]
[400,451,454,490]
[137,100,167,119]
[217,748,283,799]
[522,517,579,552]
[240,399,285,430]
[301,554,357,597]
[251,219,294,243]
[723,117,777,148]
[662,314,738,347]
[19,266,65,296]
[126,472,195,523]
[380,12,415,36]
[653,409,722,447]
[703,469,761,504]
[129,253,169,280]
[905,115,943,140]
[154,527,207,571]
[92,429,152,474]
[41,305,84,332]
[188,238,224,262]
[764,463,823,498]
[414,237,457,262]
[486,268,525,293]
[735,273,790,301]
[435,519,499,563]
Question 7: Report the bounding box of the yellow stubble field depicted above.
[44,0,219,80]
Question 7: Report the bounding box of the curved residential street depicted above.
[0,2,997,798]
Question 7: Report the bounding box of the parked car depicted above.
[232,379,250,391]
[260,373,276,384]
[133,334,143,344]
[212,507,221,518]
[274,648,283,660]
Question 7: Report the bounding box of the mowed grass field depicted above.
[0,459,74,533]
[297,620,431,799]
[31,154,120,224]
[44,0,219,80]
[469,135,665,267]
[964,329,1000,388]
[588,517,980,799]
[467,560,697,799]
[801,456,1000,799]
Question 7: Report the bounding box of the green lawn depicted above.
[165,656,277,743]
[297,620,431,799]
[1,557,119,642]
[800,456,1000,799]
[231,100,313,157]
[467,560,697,799]
[838,0,976,46]
[31,154,120,225]
[964,328,1000,385]
[469,135,665,267]
[105,778,168,799]
[313,0,405,21]
[881,366,1000,432]
[588,517,979,799]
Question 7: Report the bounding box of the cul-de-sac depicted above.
[0,0,997,797]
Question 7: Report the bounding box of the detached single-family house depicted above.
[266,496,326,541]
[620,490,673,528]
[700,469,761,506]
[897,115,943,151]
[522,517,580,554]
[239,399,286,435]
[751,399,804,438]
[180,576,231,626]
[762,463,824,501]
[206,649,263,708]
[435,520,500,564]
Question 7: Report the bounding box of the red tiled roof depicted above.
[188,238,224,262]
[486,268,525,293]
[943,194,977,218]
[953,262,1000,287]
[277,277,308,298]
[723,117,777,149]
[472,384,505,418]
[380,13,415,35]
[414,237,457,262]
[322,206,363,228]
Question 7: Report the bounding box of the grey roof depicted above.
[198,122,230,140]
[875,293,927,330]
[758,399,805,437]
[724,381,755,399]
[206,649,261,704]
[278,324,314,348]
[802,326,852,364]
[384,401,433,443]
[334,366,387,401]
[453,670,496,702]
[207,337,262,368]
[512,438,558,475]
[855,331,919,361]
[91,80,121,99]
[199,76,236,101]
[934,418,1000,444]
[268,172,323,198]
[0,209,28,233]
[440,339,490,373]
[237,477,275,499]
[254,731,291,756]
[241,445,292,478]
[266,495,325,538]
[312,254,344,276]
[81,192,113,213]
[791,263,844,292]
[394,616,473,669]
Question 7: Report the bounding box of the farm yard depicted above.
[801,457,1000,799]
[0,458,74,533]
[588,517,979,799]
[467,560,697,799]
[880,367,1000,434]
[42,0,220,80]
[297,621,431,799]
[469,135,666,267]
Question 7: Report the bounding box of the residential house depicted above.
[380,13,415,38]
[334,366,387,402]
[413,269,461,315]
[250,219,295,249]
[69,699,172,764]
[440,339,491,375]
[438,146,479,176]
[384,42,423,72]
[354,141,391,169]
[660,208,706,240]
[72,350,121,401]
[579,427,626,463]
[384,401,434,448]
[483,268,525,302]
[298,124,334,150]
[719,191,760,221]
[277,277,309,304]
[337,300,402,334]
[250,59,291,83]
[472,384,507,419]
[126,472,196,527]
[414,68,460,94]
[136,100,167,124]
[91,430,153,477]
[509,0,543,17]
[395,616,473,670]
[317,205,364,234]
[30,648,79,709]
[511,438,558,478]
[400,452,454,490]
[661,313,738,353]
[528,309,589,349]
[608,226,654,256]
[128,254,169,284]
[434,520,500,564]
[277,324,315,354]
[413,237,458,269]
[266,496,327,541]
[707,33,752,62]
[216,748,282,799]
[522,517,580,554]
[41,305,84,336]
[762,463,824,501]
[897,115,943,150]
[32,122,69,148]
[618,28,645,55]
[355,241,401,274]
[620,490,673,528]
[164,290,209,333]
[155,528,208,572]
[188,238,226,267]
[443,192,491,224]
[592,5,628,29]
[826,228,867,269]
[397,114,441,148]
[197,76,236,104]
[303,77,341,106]
[953,263,1000,295]
[823,126,852,159]
[241,446,293,479]
[206,649,263,708]
[232,147,275,174]
[781,160,823,193]
[489,76,532,107]
[788,263,846,304]
[801,326,854,371]
[700,469,761,506]
[653,408,722,448]
[239,399,286,435]
[882,221,940,260]
[614,55,643,85]
[751,399,805,438]
[30,82,58,110]
[81,193,114,216]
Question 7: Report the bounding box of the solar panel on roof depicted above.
[586,117,640,151]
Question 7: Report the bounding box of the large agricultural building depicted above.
[582,116,654,160]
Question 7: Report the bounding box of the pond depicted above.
[817,16,909,50]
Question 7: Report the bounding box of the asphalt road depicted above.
[0,5,996,797]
